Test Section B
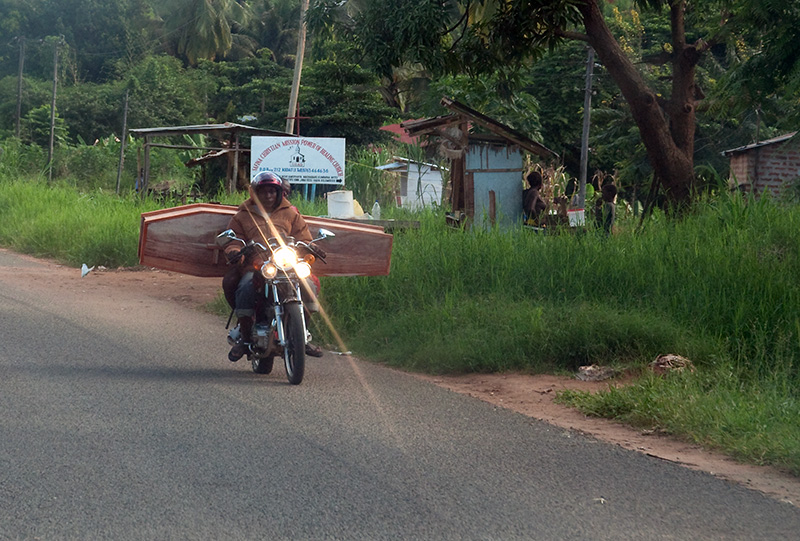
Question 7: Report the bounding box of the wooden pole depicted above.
[15,37,25,139]
[116,89,129,194]
[285,0,309,134]
[231,131,240,193]
[577,46,595,209]
[48,39,59,183]
[142,135,151,198]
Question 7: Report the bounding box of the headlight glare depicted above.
[295,261,312,279]
[261,263,277,279]
[273,246,296,269]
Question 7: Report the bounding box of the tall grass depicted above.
[319,194,800,380]
[0,179,162,267]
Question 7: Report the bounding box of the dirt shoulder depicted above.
[5,249,799,506]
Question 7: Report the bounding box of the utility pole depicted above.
[16,36,25,139]
[285,0,309,135]
[48,38,60,183]
[578,46,595,210]
[116,89,130,194]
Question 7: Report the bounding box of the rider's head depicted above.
[250,171,284,211]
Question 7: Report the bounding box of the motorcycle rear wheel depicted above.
[251,355,274,374]
[283,303,306,385]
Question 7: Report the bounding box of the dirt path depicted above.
[6,249,799,506]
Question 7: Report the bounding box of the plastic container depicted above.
[371,200,381,220]
[327,190,355,218]
[567,209,585,227]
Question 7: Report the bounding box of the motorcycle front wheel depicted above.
[283,302,306,385]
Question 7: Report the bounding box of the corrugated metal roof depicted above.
[375,156,443,172]
[380,122,422,144]
[398,100,558,159]
[722,132,798,156]
[129,122,292,138]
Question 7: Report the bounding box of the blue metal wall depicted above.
[465,143,524,230]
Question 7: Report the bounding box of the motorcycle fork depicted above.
[270,282,307,347]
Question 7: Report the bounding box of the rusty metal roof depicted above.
[129,122,291,139]
[398,99,557,159]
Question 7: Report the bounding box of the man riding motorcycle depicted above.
[221,171,324,362]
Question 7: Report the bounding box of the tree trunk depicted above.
[579,0,699,207]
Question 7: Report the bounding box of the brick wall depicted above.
[728,140,800,197]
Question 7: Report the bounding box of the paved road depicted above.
[2,251,799,539]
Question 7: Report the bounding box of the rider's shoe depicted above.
[305,343,323,357]
[228,341,249,362]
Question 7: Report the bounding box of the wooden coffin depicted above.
[139,203,393,277]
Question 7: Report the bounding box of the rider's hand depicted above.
[225,248,244,265]
[313,246,327,259]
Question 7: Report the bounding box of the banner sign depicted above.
[250,136,345,185]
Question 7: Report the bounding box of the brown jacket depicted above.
[223,197,312,261]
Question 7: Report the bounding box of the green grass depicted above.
[558,369,800,474]
[2,176,800,474]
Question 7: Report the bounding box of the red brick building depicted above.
[722,132,800,196]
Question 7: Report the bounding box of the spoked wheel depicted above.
[251,355,274,374]
[283,303,306,385]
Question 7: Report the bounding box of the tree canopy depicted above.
[0,0,797,206]
[307,0,800,206]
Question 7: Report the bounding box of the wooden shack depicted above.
[401,98,558,229]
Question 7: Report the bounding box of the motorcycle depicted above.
[215,227,335,385]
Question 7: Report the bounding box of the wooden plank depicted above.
[465,171,475,222]
[334,218,420,231]
[139,204,393,277]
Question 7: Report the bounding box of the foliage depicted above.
[21,105,68,147]
[0,75,52,136]
[124,55,212,130]
[154,0,254,65]
[197,50,293,129]
[343,145,396,206]
[713,1,800,129]
[246,0,302,68]
[0,179,159,267]
[307,0,800,208]
[419,73,543,141]
[299,60,398,144]
[559,371,800,475]
[0,0,156,81]
[58,82,129,144]
[0,137,48,178]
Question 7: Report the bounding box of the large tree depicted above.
[308,0,798,207]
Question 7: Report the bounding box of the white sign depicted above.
[250,136,345,185]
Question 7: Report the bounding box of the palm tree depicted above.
[157,0,253,65]
[247,0,302,68]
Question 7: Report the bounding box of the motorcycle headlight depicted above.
[261,263,278,279]
[273,246,297,269]
[294,261,312,279]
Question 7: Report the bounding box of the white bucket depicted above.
[327,190,355,218]
[567,209,585,227]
